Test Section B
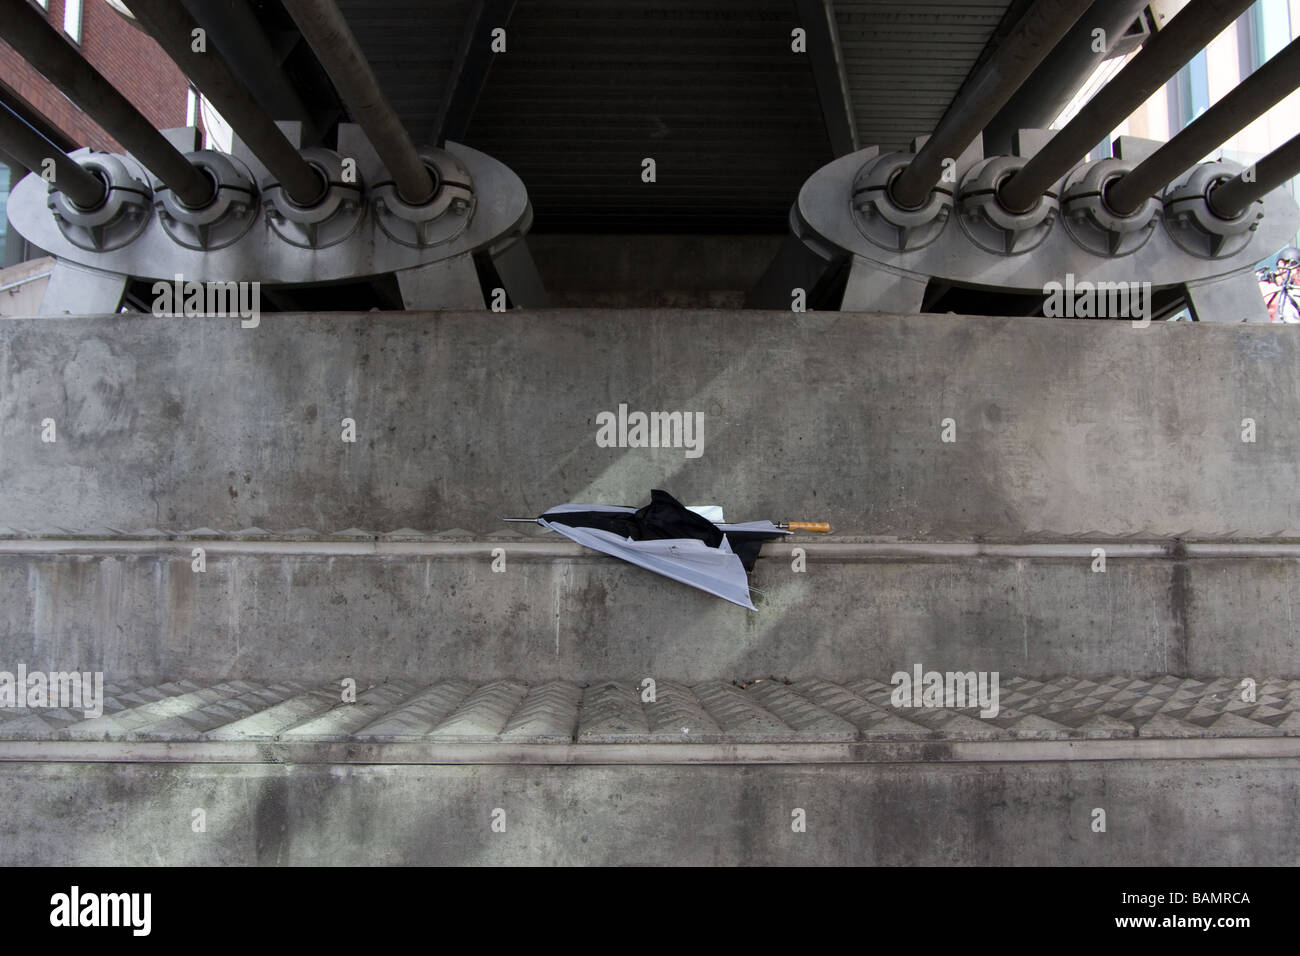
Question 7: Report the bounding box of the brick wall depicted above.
[0,0,189,152]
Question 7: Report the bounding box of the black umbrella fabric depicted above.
[539,489,785,571]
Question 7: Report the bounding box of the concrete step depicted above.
[3,537,1298,679]
[1,674,1295,744]
[3,755,1296,865]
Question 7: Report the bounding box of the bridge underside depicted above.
[3,0,1299,868]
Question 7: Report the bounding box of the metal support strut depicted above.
[998,0,1256,215]
[982,0,1150,157]
[281,0,437,206]
[1107,37,1300,216]
[0,102,105,210]
[888,0,1093,210]
[1209,132,1300,218]
[127,0,325,207]
[0,0,212,208]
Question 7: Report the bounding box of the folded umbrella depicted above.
[505,489,828,610]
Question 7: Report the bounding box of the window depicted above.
[1237,8,1259,78]
[1258,0,1291,60]
[63,0,82,43]
[0,163,10,256]
[1169,50,1209,136]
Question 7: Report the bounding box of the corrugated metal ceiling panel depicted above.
[333,0,1020,232]
[335,0,474,144]
[836,1,1014,151]
[466,0,831,232]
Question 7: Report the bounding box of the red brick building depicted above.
[1,0,190,264]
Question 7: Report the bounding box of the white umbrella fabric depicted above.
[538,504,787,609]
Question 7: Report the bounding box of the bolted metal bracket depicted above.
[1061,157,1160,257]
[784,136,1299,315]
[262,146,364,249]
[372,148,475,249]
[1162,160,1263,259]
[852,151,952,252]
[47,152,151,252]
[7,131,538,309]
[155,150,258,251]
[958,155,1058,255]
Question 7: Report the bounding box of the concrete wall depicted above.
[2,313,1294,866]
[1,311,1299,538]
[0,759,1294,865]
[3,550,1296,680]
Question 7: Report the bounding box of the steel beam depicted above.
[1107,37,1300,216]
[793,0,857,157]
[0,101,105,209]
[983,0,1150,156]
[433,0,518,146]
[127,0,324,206]
[888,0,1093,209]
[0,0,212,208]
[281,0,435,205]
[999,0,1256,214]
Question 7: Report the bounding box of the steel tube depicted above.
[1108,37,1300,215]
[888,0,1093,209]
[0,0,212,207]
[127,0,325,206]
[1208,131,1300,217]
[0,101,105,208]
[281,0,436,204]
[983,0,1150,156]
[998,0,1256,214]
[179,0,323,145]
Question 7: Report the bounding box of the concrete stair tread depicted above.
[1,674,1297,743]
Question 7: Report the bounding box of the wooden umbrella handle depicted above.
[784,521,831,533]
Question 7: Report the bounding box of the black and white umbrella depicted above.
[505,489,828,609]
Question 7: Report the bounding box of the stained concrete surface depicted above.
[0,759,1294,865]
[1,311,1298,538]
[2,551,1297,680]
[3,308,1296,868]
